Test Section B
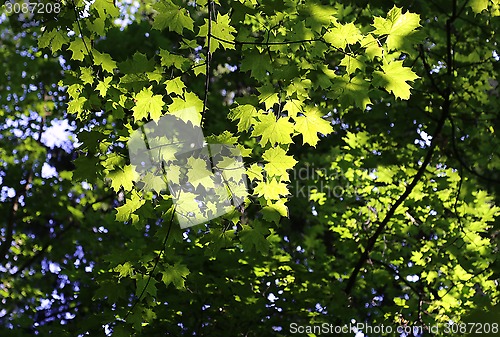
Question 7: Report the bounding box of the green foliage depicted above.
[1,0,500,336]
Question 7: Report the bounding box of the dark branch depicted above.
[344,2,459,295]
[201,1,213,128]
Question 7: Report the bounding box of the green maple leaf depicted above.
[108,165,138,192]
[198,14,236,52]
[263,147,297,180]
[115,191,145,222]
[247,163,263,181]
[159,49,191,70]
[162,263,190,289]
[258,84,280,110]
[262,199,289,224]
[38,29,55,49]
[206,130,238,145]
[239,223,270,254]
[294,107,333,147]
[132,87,165,122]
[141,171,167,194]
[469,0,488,13]
[152,0,194,34]
[228,105,258,132]
[168,92,203,125]
[114,262,134,279]
[51,30,70,53]
[67,38,91,61]
[254,179,290,200]
[93,50,117,74]
[96,77,112,97]
[303,3,338,33]
[324,22,362,49]
[67,96,87,114]
[331,75,372,110]
[252,113,294,146]
[373,6,420,50]
[39,29,70,53]
[135,275,157,298]
[165,77,186,95]
[373,60,419,100]
[175,191,202,220]
[240,49,271,79]
[340,54,365,73]
[186,157,214,189]
[283,99,303,117]
[361,34,383,60]
[80,67,93,85]
[91,0,119,18]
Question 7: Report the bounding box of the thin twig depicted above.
[201,1,213,128]
[123,206,176,321]
[70,0,93,63]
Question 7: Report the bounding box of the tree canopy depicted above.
[1,0,500,336]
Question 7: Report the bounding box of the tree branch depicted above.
[344,2,459,295]
[201,1,213,128]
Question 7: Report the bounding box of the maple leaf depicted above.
[186,157,214,189]
[92,0,119,18]
[246,163,264,181]
[258,84,280,110]
[96,77,112,97]
[283,99,304,117]
[239,223,270,254]
[340,54,365,73]
[240,49,271,79]
[294,107,333,147]
[114,262,134,279]
[174,191,206,227]
[168,92,203,126]
[303,3,338,32]
[132,87,165,122]
[198,14,236,52]
[254,179,290,200]
[135,275,157,297]
[263,147,297,180]
[39,29,70,53]
[373,61,420,100]
[262,199,289,224]
[80,67,93,85]
[469,0,489,13]
[93,50,117,74]
[324,22,362,49]
[108,165,138,192]
[67,96,87,114]
[67,38,91,61]
[361,34,383,60]
[152,0,194,34]
[165,77,186,95]
[252,113,294,146]
[228,105,258,132]
[115,191,145,222]
[372,6,421,50]
[162,263,190,289]
[330,75,372,110]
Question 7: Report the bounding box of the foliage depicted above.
[1,0,499,336]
